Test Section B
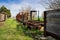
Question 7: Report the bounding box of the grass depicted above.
[18,23,44,40]
[0,18,33,40]
[0,18,44,40]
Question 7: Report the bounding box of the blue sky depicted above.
[0,0,47,17]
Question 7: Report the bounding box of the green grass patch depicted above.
[0,18,33,40]
[0,18,44,40]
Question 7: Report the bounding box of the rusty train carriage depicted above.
[16,10,44,30]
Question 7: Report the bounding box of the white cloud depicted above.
[9,2,32,17]
[0,0,46,17]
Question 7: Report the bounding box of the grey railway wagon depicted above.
[44,9,60,39]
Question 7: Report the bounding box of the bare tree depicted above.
[19,5,32,20]
[38,0,60,9]
[48,0,60,9]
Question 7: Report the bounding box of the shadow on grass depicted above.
[17,23,44,40]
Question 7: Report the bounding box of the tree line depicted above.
[0,6,11,18]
